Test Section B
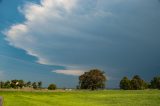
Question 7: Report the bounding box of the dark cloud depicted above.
[4,0,160,88]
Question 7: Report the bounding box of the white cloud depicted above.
[4,0,160,77]
[53,70,84,76]
[4,0,112,68]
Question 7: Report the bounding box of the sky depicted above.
[0,0,160,88]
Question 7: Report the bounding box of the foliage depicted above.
[0,81,4,88]
[10,80,24,89]
[150,76,160,89]
[130,75,147,90]
[26,81,31,87]
[48,84,56,90]
[18,80,24,88]
[38,81,42,89]
[32,82,38,89]
[120,77,131,90]
[4,81,11,88]
[120,75,148,90]
[79,69,106,90]
[0,80,42,89]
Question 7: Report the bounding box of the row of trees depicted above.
[0,80,42,89]
[0,69,159,91]
[0,79,57,90]
[120,75,160,90]
[78,69,160,90]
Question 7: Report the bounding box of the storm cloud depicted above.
[4,0,160,87]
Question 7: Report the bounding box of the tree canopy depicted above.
[130,75,147,90]
[120,75,148,90]
[48,84,57,90]
[0,80,43,89]
[79,69,106,90]
[150,76,160,89]
[120,76,131,90]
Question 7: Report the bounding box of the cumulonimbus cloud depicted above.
[4,0,112,67]
[4,0,160,78]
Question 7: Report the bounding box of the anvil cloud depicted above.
[4,0,160,84]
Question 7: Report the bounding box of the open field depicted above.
[0,90,160,106]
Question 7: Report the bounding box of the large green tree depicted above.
[120,76,131,90]
[79,69,106,90]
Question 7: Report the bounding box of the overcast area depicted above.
[0,0,160,88]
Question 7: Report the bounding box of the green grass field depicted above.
[0,90,160,106]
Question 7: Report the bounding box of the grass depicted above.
[0,90,160,106]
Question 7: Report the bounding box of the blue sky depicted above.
[0,0,160,88]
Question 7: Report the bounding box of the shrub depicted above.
[48,84,56,90]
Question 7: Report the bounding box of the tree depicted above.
[0,81,4,88]
[130,75,147,90]
[48,84,56,90]
[79,69,106,90]
[10,79,24,89]
[32,82,38,89]
[26,81,31,87]
[4,81,11,88]
[38,81,42,89]
[120,77,131,90]
[18,80,24,88]
[10,80,18,89]
[150,76,160,89]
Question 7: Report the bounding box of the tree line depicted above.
[78,69,160,90]
[0,69,159,90]
[120,75,160,90]
[0,80,56,90]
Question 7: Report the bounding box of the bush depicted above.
[48,84,56,90]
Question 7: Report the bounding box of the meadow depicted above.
[0,90,160,106]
